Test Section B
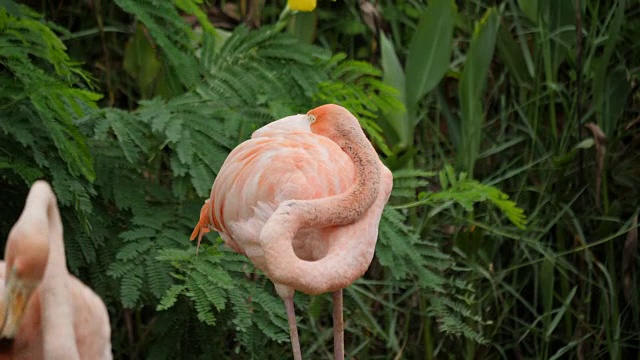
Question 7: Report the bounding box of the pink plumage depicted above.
[0,181,112,360]
[191,104,392,360]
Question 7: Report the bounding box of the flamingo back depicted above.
[209,115,357,271]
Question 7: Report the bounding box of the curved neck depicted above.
[294,123,381,230]
[260,116,389,295]
[21,182,79,359]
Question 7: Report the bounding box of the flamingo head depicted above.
[307,104,359,139]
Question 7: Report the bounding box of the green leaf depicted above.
[592,0,626,136]
[379,32,410,149]
[600,67,630,136]
[120,265,144,308]
[123,24,162,98]
[546,286,577,337]
[157,285,187,311]
[114,0,200,89]
[517,0,538,22]
[456,8,500,175]
[496,26,532,86]
[404,0,455,106]
[397,166,527,229]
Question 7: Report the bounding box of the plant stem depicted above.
[419,294,433,360]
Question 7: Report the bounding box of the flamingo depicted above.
[191,104,393,359]
[0,181,112,360]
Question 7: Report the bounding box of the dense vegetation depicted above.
[0,0,638,358]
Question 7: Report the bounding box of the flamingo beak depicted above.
[0,266,38,338]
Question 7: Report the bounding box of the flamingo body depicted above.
[0,271,111,360]
[192,105,393,359]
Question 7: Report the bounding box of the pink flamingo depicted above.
[0,181,112,360]
[191,104,393,359]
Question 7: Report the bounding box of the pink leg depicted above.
[284,296,302,360]
[333,289,344,360]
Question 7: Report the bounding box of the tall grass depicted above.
[360,0,639,357]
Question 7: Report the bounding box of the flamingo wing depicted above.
[208,115,356,268]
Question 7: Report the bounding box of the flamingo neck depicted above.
[22,182,79,359]
[293,122,381,229]
[260,118,385,295]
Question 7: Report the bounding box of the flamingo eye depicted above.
[307,114,316,123]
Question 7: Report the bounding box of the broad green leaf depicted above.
[496,26,532,86]
[593,0,627,136]
[457,8,500,175]
[123,24,162,99]
[549,0,576,47]
[404,0,455,106]
[600,67,630,136]
[380,32,410,149]
[517,0,538,22]
[546,0,577,73]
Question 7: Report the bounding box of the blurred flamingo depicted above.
[191,104,393,359]
[0,181,112,360]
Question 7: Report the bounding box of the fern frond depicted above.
[190,270,226,312]
[377,206,489,341]
[190,280,218,325]
[429,296,489,344]
[146,258,173,298]
[157,284,187,311]
[399,165,528,229]
[228,286,252,332]
[120,265,144,308]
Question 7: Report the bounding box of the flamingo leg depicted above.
[284,296,302,360]
[333,289,344,360]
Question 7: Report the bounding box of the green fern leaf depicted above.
[157,285,187,311]
[120,265,144,308]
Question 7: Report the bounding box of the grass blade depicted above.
[546,286,577,337]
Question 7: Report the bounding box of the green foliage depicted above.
[404,0,455,106]
[457,8,500,175]
[156,247,290,351]
[379,164,528,343]
[114,0,200,91]
[399,165,527,230]
[0,2,103,270]
[0,4,98,187]
[377,206,488,343]
[379,32,411,149]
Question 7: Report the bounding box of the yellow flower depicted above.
[288,0,317,12]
